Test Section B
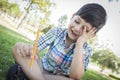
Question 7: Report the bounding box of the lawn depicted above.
[81,70,112,80]
[0,25,112,80]
[0,25,32,80]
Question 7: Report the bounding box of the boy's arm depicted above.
[69,27,96,80]
[69,38,85,80]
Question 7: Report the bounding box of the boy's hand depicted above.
[76,26,97,45]
[13,42,38,59]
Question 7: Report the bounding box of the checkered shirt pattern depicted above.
[37,27,92,76]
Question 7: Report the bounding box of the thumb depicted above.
[35,54,38,60]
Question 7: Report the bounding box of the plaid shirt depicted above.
[38,27,92,76]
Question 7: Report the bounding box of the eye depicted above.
[74,20,80,24]
[86,27,90,32]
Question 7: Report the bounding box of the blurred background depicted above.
[0,0,120,80]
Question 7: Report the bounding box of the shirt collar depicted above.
[62,29,75,49]
[61,29,88,50]
[61,29,67,45]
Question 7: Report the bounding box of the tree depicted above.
[0,0,20,16]
[42,23,55,33]
[7,4,20,16]
[16,0,55,29]
[58,14,68,27]
[115,57,120,74]
[89,35,120,73]
[108,0,119,2]
[91,48,119,73]
[0,0,8,12]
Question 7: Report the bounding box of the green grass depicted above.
[81,70,112,80]
[0,25,112,80]
[0,25,31,79]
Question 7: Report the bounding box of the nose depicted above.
[74,25,82,33]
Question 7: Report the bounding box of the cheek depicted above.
[68,27,72,36]
[80,27,84,32]
[79,28,84,35]
[68,23,73,32]
[67,26,72,37]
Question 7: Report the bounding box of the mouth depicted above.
[71,29,79,37]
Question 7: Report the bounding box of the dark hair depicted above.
[76,3,107,32]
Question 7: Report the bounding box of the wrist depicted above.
[76,38,85,46]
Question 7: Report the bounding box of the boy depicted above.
[12,3,107,80]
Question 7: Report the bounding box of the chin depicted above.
[68,31,78,41]
[68,34,77,42]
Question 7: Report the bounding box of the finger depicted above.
[30,55,34,59]
[36,49,39,54]
[35,54,38,60]
[89,27,96,34]
[29,45,34,58]
[17,48,22,56]
[23,44,28,57]
[20,47,26,57]
[23,44,30,57]
[91,29,97,34]
[92,34,96,38]
[24,44,30,56]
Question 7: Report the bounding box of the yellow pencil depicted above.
[29,29,40,69]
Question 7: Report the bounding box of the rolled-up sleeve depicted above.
[83,43,92,70]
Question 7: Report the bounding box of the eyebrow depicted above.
[77,16,82,21]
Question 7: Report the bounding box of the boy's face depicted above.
[67,15,93,42]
